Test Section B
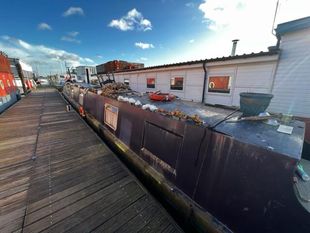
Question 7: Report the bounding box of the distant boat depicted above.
[0,51,20,113]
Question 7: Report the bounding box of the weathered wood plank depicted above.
[26,169,127,214]
[92,195,153,233]
[24,171,128,225]
[43,181,145,233]
[23,178,133,233]
[0,88,182,233]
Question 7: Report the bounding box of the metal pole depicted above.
[271,0,280,35]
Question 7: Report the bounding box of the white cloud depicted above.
[189,39,195,43]
[0,36,94,75]
[109,8,152,31]
[61,31,81,43]
[109,19,133,31]
[275,0,310,24]
[196,0,310,58]
[61,36,81,44]
[18,40,32,49]
[84,58,94,63]
[128,8,141,18]
[148,0,310,67]
[1,35,10,40]
[38,23,52,31]
[198,0,248,30]
[198,0,310,33]
[140,19,152,31]
[68,31,79,37]
[0,40,29,59]
[63,7,84,17]
[140,57,148,61]
[135,42,154,49]
[97,55,103,59]
[185,2,195,8]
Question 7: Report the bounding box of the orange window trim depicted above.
[147,78,155,85]
[208,76,230,90]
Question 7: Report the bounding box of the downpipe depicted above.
[201,59,208,104]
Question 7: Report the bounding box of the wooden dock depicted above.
[0,88,183,233]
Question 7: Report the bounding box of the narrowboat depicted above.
[0,51,20,113]
[62,81,310,233]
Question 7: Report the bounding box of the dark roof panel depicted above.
[114,50,278,73]
[276,16,310,36]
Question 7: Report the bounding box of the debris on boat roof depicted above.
[116,92,205,125]
[99,82,132,98]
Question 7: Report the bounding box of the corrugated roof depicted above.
[113,50,278,73]
[276,16,310,36]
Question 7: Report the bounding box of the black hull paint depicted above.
[63,84,310,233]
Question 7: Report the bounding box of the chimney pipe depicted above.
[231,39,239,56]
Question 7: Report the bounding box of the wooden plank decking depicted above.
[0,88,183,233]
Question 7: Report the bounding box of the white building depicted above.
[75,66,97,83]
[269,17,310,117]
[114,17,310,119]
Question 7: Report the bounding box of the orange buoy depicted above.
[79,106,85,117]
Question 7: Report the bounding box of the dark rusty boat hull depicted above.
[63,83,310,233]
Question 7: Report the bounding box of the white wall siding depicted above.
[234,63,275,89]
[269,28,310,117]
[114,67,204,101]
[232,63,276,106]
[184,69,204,101]
[204,62,277,106]
[204,65,236,106]
[153,72,170,93]
[114,56,278,106]
[136,73,146,93]
[129,74,138,91]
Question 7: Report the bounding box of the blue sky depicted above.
[0,0,308,75]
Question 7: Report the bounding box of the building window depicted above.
[170,77,184,90]
[208,76,231,94]
[7,79,11,87]
[0,80,4,90]
[147,78,155,88]
[124,78,130,85]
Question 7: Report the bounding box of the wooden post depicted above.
[15,60,27,95]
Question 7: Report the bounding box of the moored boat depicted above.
[62,79,310,233]
[0,51,20,113]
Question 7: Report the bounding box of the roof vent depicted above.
[268,46,279,52]
[231,39,239,56]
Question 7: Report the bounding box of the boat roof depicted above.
[215,118,304,160]
[119,93,304,160]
